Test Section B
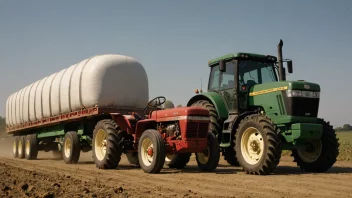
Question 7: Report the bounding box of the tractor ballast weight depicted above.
[187,40,339,175]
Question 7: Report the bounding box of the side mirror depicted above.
[287,60,293,73]
[219,60,226,72]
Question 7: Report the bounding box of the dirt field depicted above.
[1,138,352,198]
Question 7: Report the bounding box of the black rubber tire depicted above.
[18,136,26,159]
[196,132,220,172]
[291,119,339,172]
[62,131,81,164]
[191,100,239,166]
[25,134,38,160]
[126,152,140,166]
[138,129,165,173]
[92,119,122,169]
[166,153,191,169]
[12,136,19,158]
[235,114,282,175]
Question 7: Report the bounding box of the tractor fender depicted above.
[186,92,229,120]
[231,111,258,134]
[110,113,134,134]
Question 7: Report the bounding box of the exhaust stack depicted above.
[277,39,286,81]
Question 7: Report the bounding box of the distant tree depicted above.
[162,100,175,109]
[343,124,352,131]
[177,104,183,108]
[0,116,5,137]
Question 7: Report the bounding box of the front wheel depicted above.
[235,114,282,175]
[291,119,339,172]
[126,152,139,166]
[196,132,220,172]
[138,129,165,173]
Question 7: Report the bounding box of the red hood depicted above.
[151,107,209,119]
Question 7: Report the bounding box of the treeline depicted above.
[0,116,5,137]
[335,124,352,132]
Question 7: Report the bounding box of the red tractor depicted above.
[92,96,220,173]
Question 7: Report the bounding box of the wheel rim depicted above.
[141,138,154,166]
[64,137,72,158]
[25,140,30,156]
[94,129,107,161]
[241,127,264,165]
[12,139,17,154]
[18,138,23,155]
[197,146,210,164]
[296,140,322,163]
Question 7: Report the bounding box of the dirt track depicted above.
[1,139,352,198]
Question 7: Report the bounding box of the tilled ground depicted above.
[1,139,352,198]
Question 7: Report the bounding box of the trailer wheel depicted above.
[138,129,165,173]
[25,134,38,160]
[235,114,281,175]
[165,153,191,169]
[12,136,19,158]
[92,119,123,169]
[291,119,339,172]
[196,132,220,172]
[63,131,81,164]
[18,136,26,159]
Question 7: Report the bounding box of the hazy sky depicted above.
[0,0,351,127]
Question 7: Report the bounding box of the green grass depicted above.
[281,132,352,162]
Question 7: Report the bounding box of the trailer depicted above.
[7,54,219,173]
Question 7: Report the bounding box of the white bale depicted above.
[6,54,149,128]
[51,68,66,116]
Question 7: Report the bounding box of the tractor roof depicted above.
[208,52,277,66]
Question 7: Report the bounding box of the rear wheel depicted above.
[18,136,25,159]
[25,134,38,160]
[291,119,339,172]
[138,129,165,173]
[92,119,123,169]
[12,136,19,158]
[235,114,281,175]
[196,132,220,172]
[63,131,81,164]
[191,100,239,166]
[165,153,191,169]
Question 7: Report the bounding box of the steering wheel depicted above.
[143,96,166,116]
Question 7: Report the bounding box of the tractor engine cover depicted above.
[151,107,210,153]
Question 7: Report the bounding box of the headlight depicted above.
[286,90,320,98]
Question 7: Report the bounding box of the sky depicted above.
[0,0,351,127]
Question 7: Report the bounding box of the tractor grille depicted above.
[186,122,208,138]
[282,91,319,117]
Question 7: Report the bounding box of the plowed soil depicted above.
[1,138,352,198]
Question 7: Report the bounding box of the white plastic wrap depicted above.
[6,54,149,128]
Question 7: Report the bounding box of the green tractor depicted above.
[187,40,339,175]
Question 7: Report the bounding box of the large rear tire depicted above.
[165,153,191,169]
[92,119,123,169]
[138,129,165,173]
[291,119,339,172]
[191,100,239,166]
[196,132,220,172]
[235,114,281,175]
[62,131,81,164]
[25,134,38,160]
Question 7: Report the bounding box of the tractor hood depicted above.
[248,80,320,96]
[151,107,209,120]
